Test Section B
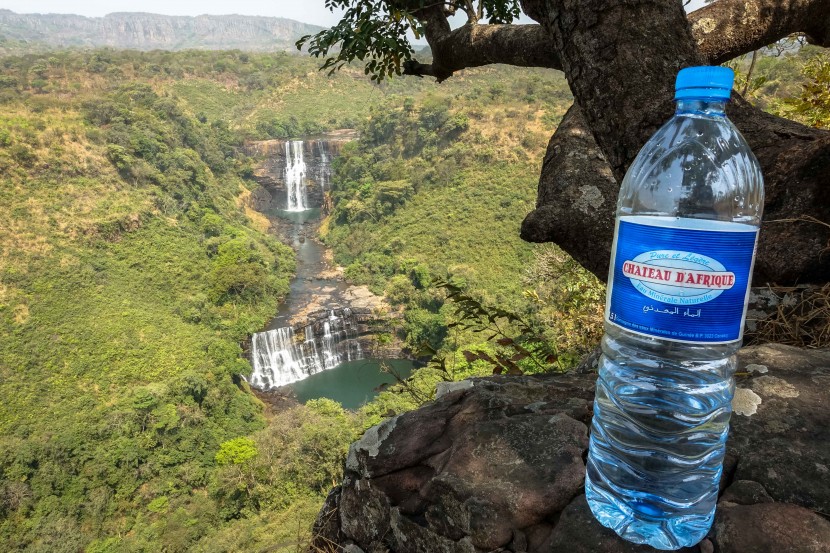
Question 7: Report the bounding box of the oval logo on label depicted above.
[622,250,735,305]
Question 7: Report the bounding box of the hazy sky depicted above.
[3,0,709,27]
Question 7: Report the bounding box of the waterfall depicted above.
[315,140,329,194]
[249,309,363,389]
[284,140,309,211]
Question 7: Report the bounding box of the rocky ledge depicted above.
[312,344,830,552]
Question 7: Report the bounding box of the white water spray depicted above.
[249,309,363,389]
[284,140,309,211]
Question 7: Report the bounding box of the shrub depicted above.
[215,438,258,466]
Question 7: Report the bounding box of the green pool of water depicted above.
[291,359,415,409]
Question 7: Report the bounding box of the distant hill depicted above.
[0,9,323,51]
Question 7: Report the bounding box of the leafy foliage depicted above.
[0,49,295,552]
[298,0,523,81]
[769,49,830,128]
[438,278,566,374]
[297,0,422,81]
[521,245,605,366]
[216,438,259,466]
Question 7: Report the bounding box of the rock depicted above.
[416,412,588,549]
[719,480,774,506]
[339,477,391,545]
[246,185,273,212]
[546,495,683,553]
[245,138,351,210]
[317,344,830,552]
[728,345,830,514]
[712,502,830,553]
[311,486,344,551]
[731,387,762,416]
[436,380,474,399]
[388,508,477,553]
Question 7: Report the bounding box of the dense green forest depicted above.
[0,44,827,552]
[0,47,580,552]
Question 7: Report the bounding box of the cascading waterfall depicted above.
[284,140,309,211]
[249,309,363,389]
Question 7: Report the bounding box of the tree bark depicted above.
[406,0,830,81]
[519,0,830,285]
[404,24,560,82]
[522,0,703,181]
[519,104,616,276]
[692,0,830,64]
[728,98,830,284]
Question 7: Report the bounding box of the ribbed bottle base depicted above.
[585,457,715,550]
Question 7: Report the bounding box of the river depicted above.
[246,136,415,409]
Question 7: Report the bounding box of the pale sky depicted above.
[1,1,709,27]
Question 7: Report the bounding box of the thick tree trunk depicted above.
[521,101,830,284]
[519,0,830,286]
[524,0,703,180]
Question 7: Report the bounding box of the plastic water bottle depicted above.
[584,66,764,550]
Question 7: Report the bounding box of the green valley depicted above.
[0,32,826,553]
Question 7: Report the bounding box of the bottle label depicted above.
[606,216,758,344]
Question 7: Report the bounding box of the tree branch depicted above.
[691,0,830,64]
[520,104,617,276]
[407,23,561,81]
[405,0,829,82]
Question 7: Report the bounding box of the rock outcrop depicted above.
[300,307,402,360]
[314,344,830,552]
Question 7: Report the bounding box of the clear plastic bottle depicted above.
[584,66,764,550]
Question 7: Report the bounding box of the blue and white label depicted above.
[607,216,758,344]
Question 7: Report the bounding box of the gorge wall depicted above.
[0,9,322,51]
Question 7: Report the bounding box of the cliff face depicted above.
[0,10,322,51]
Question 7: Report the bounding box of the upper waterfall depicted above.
[244,132,356,212]
[284,140,309,212]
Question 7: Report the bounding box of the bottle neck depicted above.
[674,99,727,117]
